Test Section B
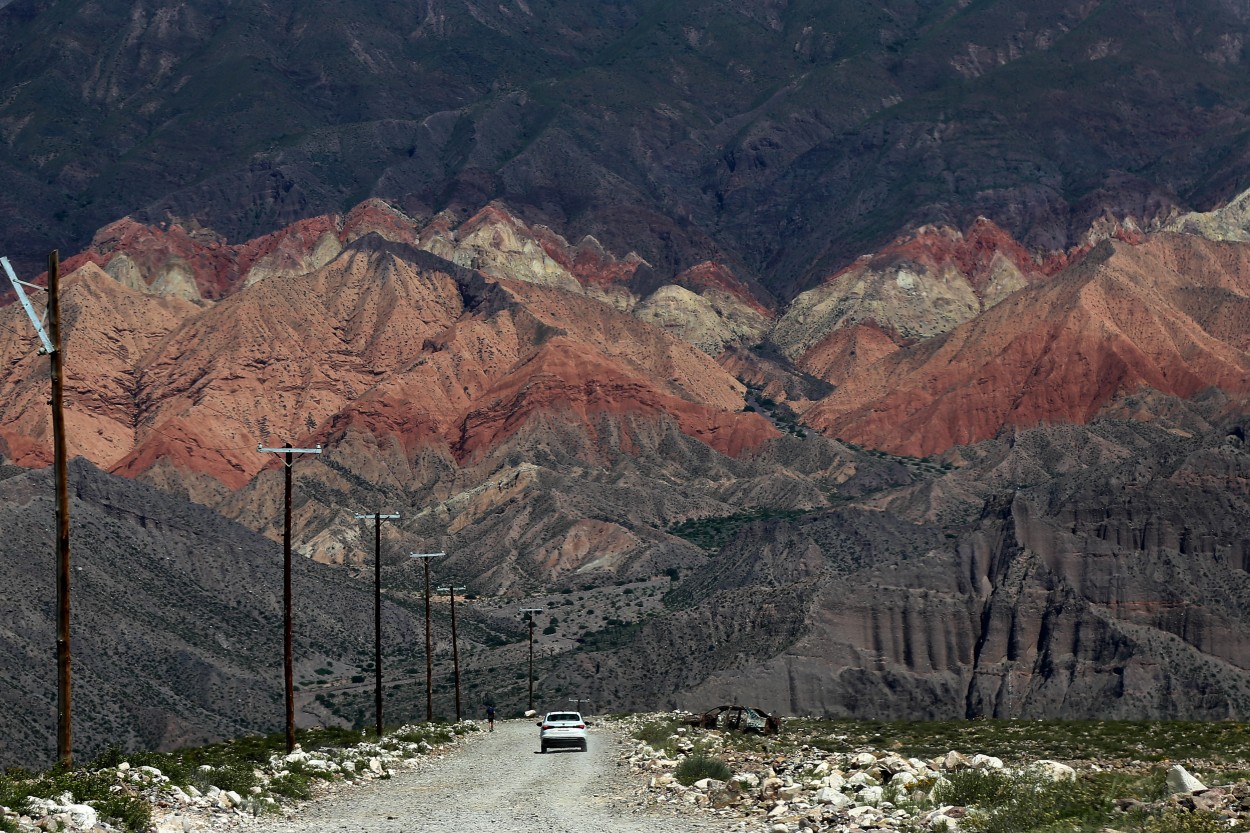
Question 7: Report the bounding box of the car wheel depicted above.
[579,740,587,752]
[540,743,547,753]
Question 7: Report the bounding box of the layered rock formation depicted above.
[560,416,1250,720]
[801,232,1250,457]
[1,182,1249,760]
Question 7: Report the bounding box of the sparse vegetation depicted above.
[1,723,476,832]
[668,507,808,552]
[787,718,1250,764]
[0,766,152,832]
[624,714,1250,833]
[674,754,732,786]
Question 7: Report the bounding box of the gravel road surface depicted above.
[254,720,734,833]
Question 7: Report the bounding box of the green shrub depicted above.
[674,754,732,786]
[0,768,150,833]
[267,771,314,800]
[93,795,152,832]
[191,762,257,795]
[1141,808,1230,833]
[935,768,1135,833]
[631,718,681,751]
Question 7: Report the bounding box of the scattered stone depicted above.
[1030,760,1077,782]
[1166,764,1208,794]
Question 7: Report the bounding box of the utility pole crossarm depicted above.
[259,444,322,459]
[1,256,54,355]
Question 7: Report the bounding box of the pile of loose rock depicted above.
[0,722,480,833]
[618,714,1250,833]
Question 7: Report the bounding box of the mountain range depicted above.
[5,0,1250,295]
[0,0,1249,772]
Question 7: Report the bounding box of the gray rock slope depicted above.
[0,459,428,770]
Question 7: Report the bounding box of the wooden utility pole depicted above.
[3,252,71,765]
[437,585,467,720]
[282,446,294,752]
[521,608,543,714]
[410,552,444,722]
[356,512,399,737]
[259,442,321,752]
[48,251,72,767]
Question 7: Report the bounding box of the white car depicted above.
[538,711,588,752]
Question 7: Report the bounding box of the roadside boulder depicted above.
[1166,765,1208,795]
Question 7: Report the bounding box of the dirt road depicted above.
[254,720,733,833]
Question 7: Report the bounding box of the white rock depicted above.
[224,791,243,807]
[970,754,1004,770]
[1166,764,1207,794]
[814,787,853,808]
[889,771,919,789]
[929,809,963,831]
[60,803,97,829]
[859,785,884,805]
[284,750,309,764]
[1029,760,1077,782]
[942,751,970,770]
[732,773,760,790]
[368,757,384,775]
[880,755,911,774]
[846,771,879,788]
[117,762,131,772]
[821,772,846,791]
[852,752,877,768]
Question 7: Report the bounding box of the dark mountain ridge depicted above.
[0,458,448,770]
[4,0,1250,295]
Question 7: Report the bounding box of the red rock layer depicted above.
[797,323,901,388]
[804,234,1250,456]
[3,235,774,488]
[40,199,420,301]
[449,339,774,463]
[673,261,773,316]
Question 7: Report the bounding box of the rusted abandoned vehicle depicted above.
[684,704,780,734]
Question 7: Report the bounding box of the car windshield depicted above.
[546,713,581,722]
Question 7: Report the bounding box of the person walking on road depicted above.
[485,704,495,732]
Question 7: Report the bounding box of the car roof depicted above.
[544,711,582,719]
